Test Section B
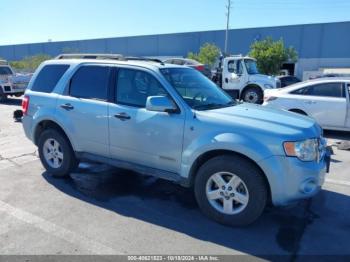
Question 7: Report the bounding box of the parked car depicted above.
[211,55,281,104]
[22,54,330,226]
[277,75,301,87]
[263,78,350,131]
[0,60,31,102]
[163,58,211,78]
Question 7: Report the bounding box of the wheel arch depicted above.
[240,84,263,100]
[33,120,76,151]
[187,149,272,204]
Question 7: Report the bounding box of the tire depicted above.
[38,129,78,178]
[241,87,263,104]
[194,155,267,226]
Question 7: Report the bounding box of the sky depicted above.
[1,0,350,46]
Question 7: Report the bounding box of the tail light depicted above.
[264,96,278,102]
[22,96,29,115]
[195,65,205,71]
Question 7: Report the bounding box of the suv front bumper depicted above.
[258,153,329,206]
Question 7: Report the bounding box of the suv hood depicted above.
[196,103,321,140]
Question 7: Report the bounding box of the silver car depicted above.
[22,55,330,226]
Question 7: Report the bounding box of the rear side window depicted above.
[70,66,110,101]
[292,83,345,98]
[31,65,69,93]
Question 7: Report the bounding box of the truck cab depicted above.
[212,55,281,104]
[0,60,29,102]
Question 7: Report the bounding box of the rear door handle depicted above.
[114,112,131,121]
[60,103,74,111]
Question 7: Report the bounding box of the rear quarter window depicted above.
[31,65,69,93]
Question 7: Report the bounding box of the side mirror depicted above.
[146,96,178,113]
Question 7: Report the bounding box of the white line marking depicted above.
[325,178,350,187]
[0,200,121,255]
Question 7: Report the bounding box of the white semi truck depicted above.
[0,60,31,102]
[212,55,281,104]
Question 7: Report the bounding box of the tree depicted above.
[188,43,220,67]
[10,54,52,72]
[249,37,298,75]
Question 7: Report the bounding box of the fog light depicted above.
[300,180,317,194]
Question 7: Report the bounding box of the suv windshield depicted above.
[245,59,259,75]
[160,68,235,110]
[0,66,13,75]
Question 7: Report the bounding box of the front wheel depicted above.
[241,87,263,104]
[38,129,78,178]
[194,155,267,226]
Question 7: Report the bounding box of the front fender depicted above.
[180,132,274,179]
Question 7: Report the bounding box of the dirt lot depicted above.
[0,98,349,259]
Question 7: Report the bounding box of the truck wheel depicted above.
[38,129,78,178]
[242,87,263,104]
[194,155,267,226]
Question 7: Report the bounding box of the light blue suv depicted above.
[22,54,330,226]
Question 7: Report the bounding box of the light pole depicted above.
[224,0,232,55]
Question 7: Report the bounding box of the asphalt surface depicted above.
[0,98,349,259]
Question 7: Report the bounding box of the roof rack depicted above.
[55,53,124,60]
[55,54,165,65]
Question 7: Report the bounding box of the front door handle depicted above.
[114,112,131,121]
[60,103,74,111]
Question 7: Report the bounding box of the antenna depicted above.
[224,0,232,55]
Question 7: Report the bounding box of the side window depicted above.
[305,83,344,98]
[31,65,69,93]
[237,60,243,75]
[291,87,307,95]
[173,59,185,65]
[227,60,236,73]
[227,60,243,75]
[69,66,110,101]
[116,68,168,107]
[164,59,173,64]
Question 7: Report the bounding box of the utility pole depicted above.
[224,0,232,55]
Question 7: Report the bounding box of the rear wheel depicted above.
[242,87,263,104]
[38,129,78,178]
[194,155,267,226]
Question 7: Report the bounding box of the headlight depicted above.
[264,84,274,89]
[284,139,318,161]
